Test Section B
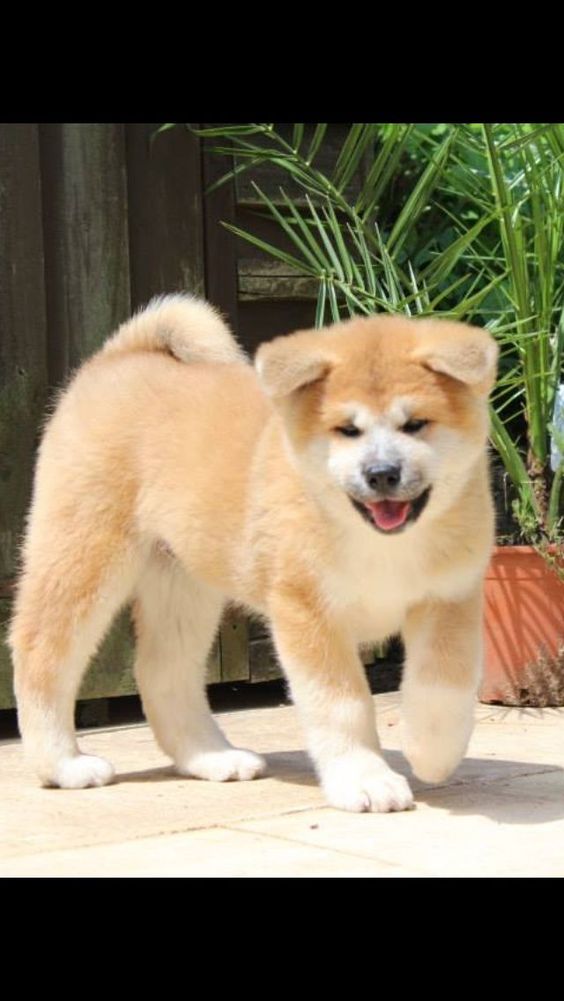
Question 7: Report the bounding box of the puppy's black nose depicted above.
[364,463,401,491]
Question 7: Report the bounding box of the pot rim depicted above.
[491,544,561,556]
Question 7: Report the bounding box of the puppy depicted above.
[9,296,498,811]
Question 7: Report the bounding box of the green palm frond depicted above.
[159,122,564,545]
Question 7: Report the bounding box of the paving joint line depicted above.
[219,822,423,873]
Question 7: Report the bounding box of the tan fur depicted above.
[103,293,247,365]
[9,298,498,809]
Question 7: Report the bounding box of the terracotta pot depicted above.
[480,546,564,705]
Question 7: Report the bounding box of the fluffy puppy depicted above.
[9,296,497,811]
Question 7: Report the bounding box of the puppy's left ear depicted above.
[255,329,333,398]
[412,321,499,394]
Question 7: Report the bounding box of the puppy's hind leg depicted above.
[133,555,266,782]
[10,546,142,789]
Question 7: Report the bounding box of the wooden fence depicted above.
[0,122,350,710]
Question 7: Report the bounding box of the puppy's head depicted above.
[255,315,498,534]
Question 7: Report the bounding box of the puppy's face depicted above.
[256,316,498,535]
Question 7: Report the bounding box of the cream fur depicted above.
[103,294,247,365]
[9,298,497,811]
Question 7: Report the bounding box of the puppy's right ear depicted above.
[255,330,333,398]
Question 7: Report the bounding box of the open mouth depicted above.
[350,488,431,534]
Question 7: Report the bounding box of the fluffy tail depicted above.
[102,294,246,365]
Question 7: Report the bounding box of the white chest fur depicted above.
[324,542,423,643]
[322,515,481,644]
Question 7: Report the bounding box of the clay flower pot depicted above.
[480,546,564,705]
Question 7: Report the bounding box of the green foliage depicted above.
[167,123,564,554]
[450,125,564,548]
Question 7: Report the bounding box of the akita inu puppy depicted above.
[9,296,497,812]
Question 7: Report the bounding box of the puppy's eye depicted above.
[334,424,362,438]
[402,419,429,434]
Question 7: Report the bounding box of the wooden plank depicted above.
[238,299,317,357]
[1,590,223,710]
[125,124,206,308]
[78,609,137,700]
[0,599,15,708]
[39,123,131,381]
[0,598,233,709]
[249,636,281,683]
[76,699,110,729]
[232,204,324,310]
[201,130,240,331]
[239,259,318,301]
[219,607,250,682]
[247,617,281,683]
[206,639,222,684]
[0,124,48,582]
[35,124,133,704]
[1,602,137,709]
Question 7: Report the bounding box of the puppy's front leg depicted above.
[270,586,413,813]
[401,588,483,783]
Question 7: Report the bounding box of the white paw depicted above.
[401,683,475,784]
[321,751,414,813]
[406,740,462,784]
[178,747,267,782]
[402,734,467,784]
[44,754,116,789]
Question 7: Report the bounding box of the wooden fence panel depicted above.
[0,599,16,706]
[39,124,131,382]
[125,124,206,307]
[2,122,331,709]
[201,130,240,330]
[0,125,48,707]
[0,124,48,585]
[35,124,133,703]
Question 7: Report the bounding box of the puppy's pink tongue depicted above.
[366,500,411,531]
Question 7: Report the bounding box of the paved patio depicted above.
[1,692,563,877]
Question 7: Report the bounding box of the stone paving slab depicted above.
[0,826,425,878]
[1,694,563,877]
[235,771,564,878]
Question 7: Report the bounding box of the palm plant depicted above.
[170,123,564,558]
[445,125,564,551]
[192,122,497,324]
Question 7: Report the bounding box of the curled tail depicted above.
[102,294,247,365]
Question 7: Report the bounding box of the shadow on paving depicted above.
[109,747,564,827]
